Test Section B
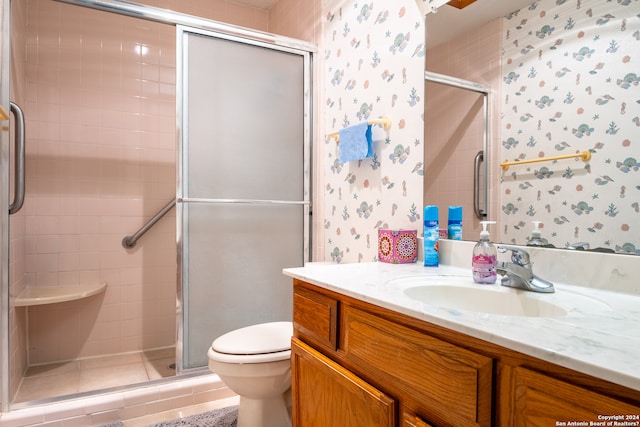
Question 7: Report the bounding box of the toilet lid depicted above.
[211,321,293,355]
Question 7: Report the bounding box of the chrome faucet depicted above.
[567,242,590,250]
[496,245,554,293]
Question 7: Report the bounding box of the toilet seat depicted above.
[209,321,293,364]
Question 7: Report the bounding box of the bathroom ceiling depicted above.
[238,0,535,47]
[236,0,278,10]
[426,0,534,47]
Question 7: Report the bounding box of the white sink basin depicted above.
[387,275,610,318]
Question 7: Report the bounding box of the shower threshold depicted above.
[3,367,230,427]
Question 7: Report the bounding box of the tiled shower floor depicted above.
[14,347,176,403]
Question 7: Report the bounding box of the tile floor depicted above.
[122,396,240,427]
[14,347,176,403]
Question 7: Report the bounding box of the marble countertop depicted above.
[283,261,640,392]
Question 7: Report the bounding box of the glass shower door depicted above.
[177,27,311,369]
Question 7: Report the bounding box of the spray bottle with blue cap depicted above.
[423,205,439,267]
[447,206,462,240]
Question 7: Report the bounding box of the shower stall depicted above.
[0,0,313,411]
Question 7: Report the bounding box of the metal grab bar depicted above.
[473,150,487,219]
[9,102,26,215]
[122,199,176,248]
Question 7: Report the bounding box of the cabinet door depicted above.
[291,337,396,427]
[510,366,640,426]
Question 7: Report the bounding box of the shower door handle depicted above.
[9,102,25,215]
[473,150,487,220]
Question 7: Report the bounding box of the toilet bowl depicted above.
[207,321,293,427]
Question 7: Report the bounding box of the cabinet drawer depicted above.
[293,283,338,351]
[342,305,493,427]
[510,366,640,426]
[291,337,396,427]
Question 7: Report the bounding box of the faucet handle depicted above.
[497,245,531,267]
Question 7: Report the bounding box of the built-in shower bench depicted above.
[14,282,107,307]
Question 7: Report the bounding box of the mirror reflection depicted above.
[425,0,639,255]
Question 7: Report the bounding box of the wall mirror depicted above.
[425,0,639,255]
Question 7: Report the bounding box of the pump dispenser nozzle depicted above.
[479,221,496,240]
[527,221,549,247]
[531,221,542,238]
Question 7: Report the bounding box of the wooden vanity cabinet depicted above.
[291,279,640,427]
[292,279,492,427]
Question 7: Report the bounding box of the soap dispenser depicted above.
[527,221,549,247]
[472,221,497,284]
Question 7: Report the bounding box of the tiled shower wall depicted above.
[23,0,177,364]
[16,0,284,369]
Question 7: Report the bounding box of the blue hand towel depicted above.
[338,122,373,163]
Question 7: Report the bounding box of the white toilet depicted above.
[207,321,293,427]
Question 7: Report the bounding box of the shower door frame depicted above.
[1,0,11,413]
[0,0,315,412]
[175,25,313,372]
